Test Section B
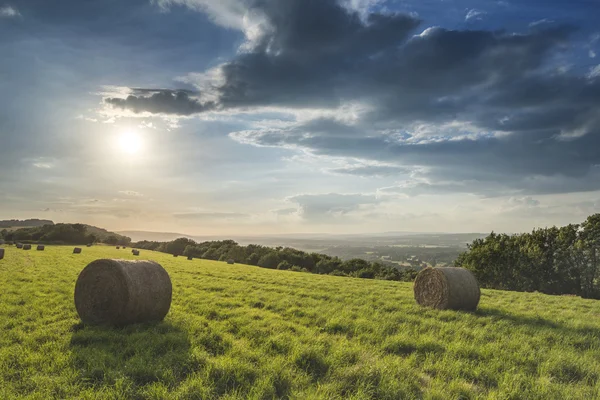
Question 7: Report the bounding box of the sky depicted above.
[1,0,599,235]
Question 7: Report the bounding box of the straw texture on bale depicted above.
[227,259,235,264]
[73,247,82,254]
[37,245,45,251]
[23,244,32,250]
[74,259,172,326]
[413,267,480,311]
[16,243,23,249]
[0,248,4,260]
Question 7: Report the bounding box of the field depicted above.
[1,246,599,399]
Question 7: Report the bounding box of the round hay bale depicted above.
[187,256,193,260]
[413,267,480,311]
[87,244,93,247]
[173,254,178,257]
[23,244,32,250]
[116,246,120,250]
[16,243,23,249]
[0,248,4,260]
[73,247,82,254]
[74,259,172,326]
[37,245,45,251]
[227,259,234,265]
[132,250,140,256]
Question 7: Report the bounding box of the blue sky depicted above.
[1,0,599,235]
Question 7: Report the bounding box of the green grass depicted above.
[1,246,600,399]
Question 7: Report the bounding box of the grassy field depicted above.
[1,246,599,399]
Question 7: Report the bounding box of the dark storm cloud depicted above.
[233,113,600,195]
[217,1,420,108]
[103,0,599,196]
[105,89,215,115]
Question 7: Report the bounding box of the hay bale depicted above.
[37,245,45,251]
[227,259,234,265]
[0,248,4,260]
[74,259,172,326]
[16,243,23,249]
[116,246,120,250]
[87,244,93,247]
[73,247,82,254]
[173,254,178,257]
[132,250,140,256]
[187,256,193,260]
[413,267,480,311]
[23,244,32,250]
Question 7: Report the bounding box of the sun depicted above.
[118,130,143,155]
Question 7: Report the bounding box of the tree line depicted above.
[455,214,600,299]
[1,223,132,246]
[134,238,418,282]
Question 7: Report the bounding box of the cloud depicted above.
[103,1,599,199]
[118,190,144,197]
[465,9,486,22]
[506,196,540,208]
[0,5,19,17]
[105,89,215,115]
[153,0,247,30]
[328,164,410,177]
[173,212,249,220]
[288,193,381,221]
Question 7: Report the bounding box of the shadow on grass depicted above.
[70,321,200,388]
[475,308,600,343]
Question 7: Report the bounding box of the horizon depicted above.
[2,0,599,235]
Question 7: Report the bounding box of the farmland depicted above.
[1,246,599,399]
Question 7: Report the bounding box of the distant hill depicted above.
[118,230,198,243]
[2,223,130,245]
[0,219,54,229]
[84,225,131,242]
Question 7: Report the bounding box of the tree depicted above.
[258,252,280,269]
[277,261,292,270]
[247,253,260,265]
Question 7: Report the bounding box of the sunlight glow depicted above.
[118,130,143,155]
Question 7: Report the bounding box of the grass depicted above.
[1,246,600,399]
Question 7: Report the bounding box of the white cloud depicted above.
[465,9,486,22]
[529,18,554,28]
[118,190,144,197]
[587,64,600,79]
[153,0,247,30]
[590,50,597,59]
[0,5,19,18]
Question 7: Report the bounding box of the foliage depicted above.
[2,223,131,246]
[1,246,600,399]
[0,218,54,228]
[456,214,600,298]
[136,238,414,282]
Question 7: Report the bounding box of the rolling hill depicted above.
[0,245,599,399]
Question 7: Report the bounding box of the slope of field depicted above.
[0,246,599,399]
